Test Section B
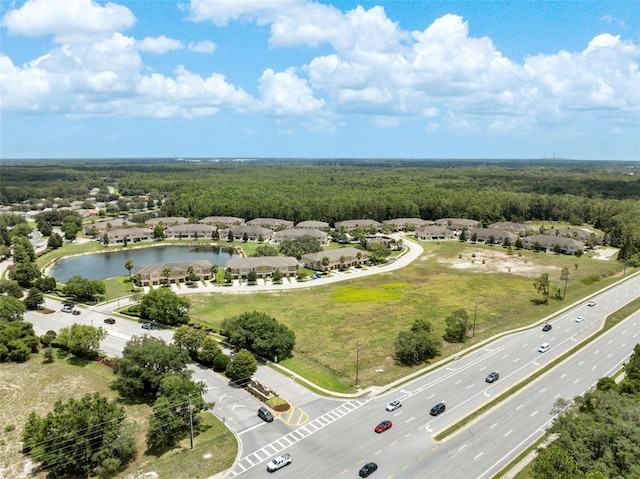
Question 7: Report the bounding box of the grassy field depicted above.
[189,241,628,392]
[0,353,237,479]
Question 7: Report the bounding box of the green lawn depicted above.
[0,353,236,479]
[189,241,629,392]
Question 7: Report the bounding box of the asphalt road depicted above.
[227,272,640,479]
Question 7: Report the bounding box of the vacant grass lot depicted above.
[189,241,627,392]
[0,353,236,479]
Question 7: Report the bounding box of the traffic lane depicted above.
[450,312,639,479]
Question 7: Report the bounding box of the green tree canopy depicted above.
[24,288,44,310]
[394,319,441,365]
[63,275,106,302]
[22,392,137,478]
[55,324,107,358]
[225,349,258,382]
[112,336,190,400]
[139,287,190,326]
[0,320,38,362]
[172,325,207,358]
[9,262,42,288]
[444,309,469,343]
[252,245,280,257]
[534,272,551,304]
[0,278,24,299]
[222,311,296,361]
[0,295,26,322]
[278,235,322,259]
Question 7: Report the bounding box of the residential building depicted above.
[382,218,430,231]
[489,222,534,235]
[225,256,299,280]
[467,228,519,245]
[165,223,215,239]
[522,234,585,255]
[221,224,274,242]
[145,216,189,227]
[295,220,330,230]
[199,216,245,228]
[106,227,153,245]
[272,228,329,245]
[434,218,480,230]
[134,259,213,286]
[301,247,368,271]
[246,218,294,230]
[334,219,382,232]
[415,226,456,241]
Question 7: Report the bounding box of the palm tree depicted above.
[124,259,134,277]
[322,256,330,271]
[162,267,172,286]
[210,264,219,283]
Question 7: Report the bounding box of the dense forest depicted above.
[2,159,639,256]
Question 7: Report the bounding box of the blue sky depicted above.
[1,0,638,160]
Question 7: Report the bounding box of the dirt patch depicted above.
[432,247,555,277]
[591,247,619,260]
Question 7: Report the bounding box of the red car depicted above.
[375,420,392,433]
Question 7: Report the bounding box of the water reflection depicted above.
[48,245,239,282]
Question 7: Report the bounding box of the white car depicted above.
[575,316,584,323]
[266,454,292,472]
[385,400,402,411]
[588,300,597,307]
[538,343,550,353]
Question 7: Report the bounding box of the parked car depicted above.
[104,318,116,324]
[258,407,274,423]
[538,343,550,353]
[575,316,584,323]
[359,462,378,478]
[61,305,73,313]
[430,402,446,416]
[385,400,402,412]
[266,454,292,472]
[141,323,153,330]
[485,371,499,383]
[588,300,597,307]
[542,323,552,332]
[374,420,392,433]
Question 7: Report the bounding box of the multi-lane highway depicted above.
[22,268,640,479]
[229,272,640,479]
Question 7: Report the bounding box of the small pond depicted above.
[48,245,240,282]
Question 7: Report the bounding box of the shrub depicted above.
[213,353,231,372]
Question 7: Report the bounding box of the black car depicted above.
[359,462,378,478]
[104,318,116,324]
[430,402,446,416]
[485,371,499,383]
[542,323,552,332]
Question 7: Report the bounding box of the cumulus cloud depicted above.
[258,67,325,115]
[137,36,183,54]
[188,40,216,54]
[1,0,135,42]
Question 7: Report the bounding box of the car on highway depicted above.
[374,420,392,433]
[359,462,378,477]
[485,371,499,383]
[575,316,584,323]
[588,300,597,307]
[542,323,552,331]
[538,343,550,353]
[385,400,402,411]
[430,402,446,416]
[266,453,292,472]
[104,318,116,324]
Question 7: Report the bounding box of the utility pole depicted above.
[188,394,194,450]
[355,338,361,386]
[472,301,478,337]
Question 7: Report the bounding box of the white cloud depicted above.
[137,36,183,54]
[258,67,325,115]
[1,0,135,42]
[188,40,216,54]
[187,0,284,27]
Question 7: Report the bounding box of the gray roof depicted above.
[146,216,189,226]
[246,218,294,228]
[199,216,245,225]
[134,259,212,275]
[225,256,298,269]
[295,220,329,229]
[274,228,328,240]
[301,247,365,262]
